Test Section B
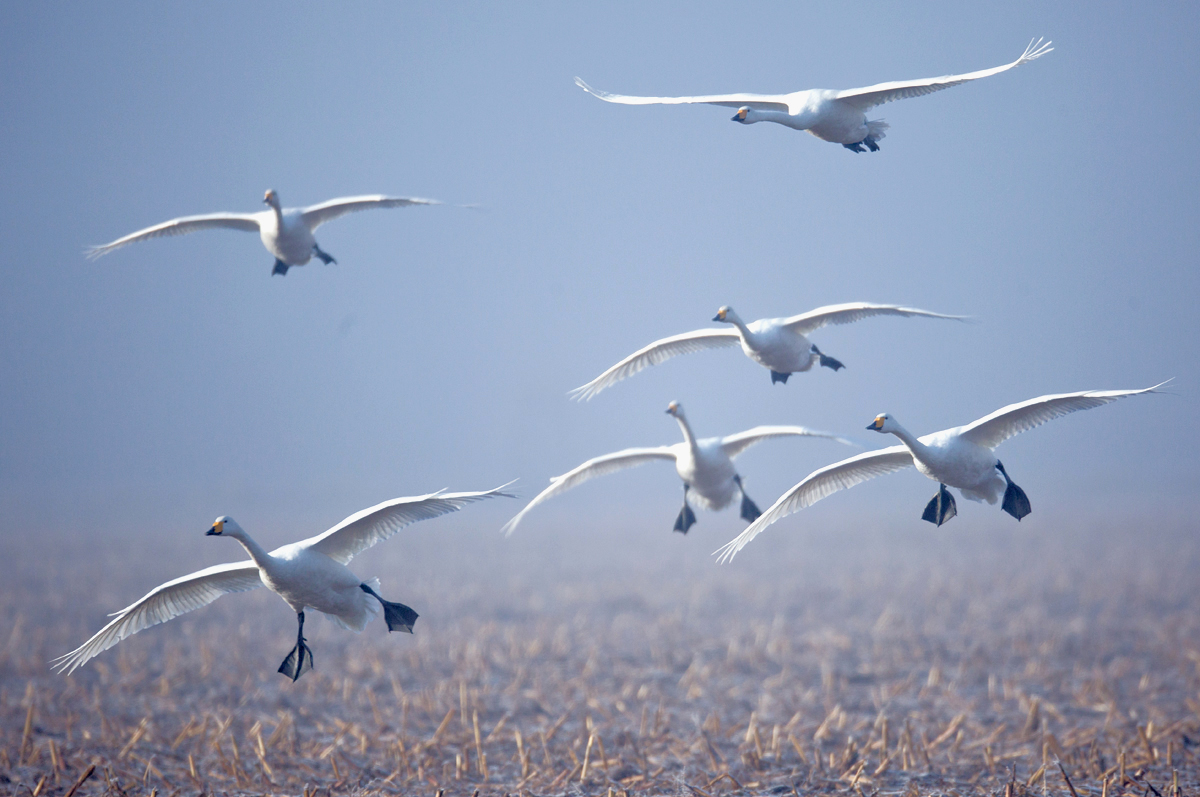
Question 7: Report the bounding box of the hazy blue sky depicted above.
[1,2,1196,563]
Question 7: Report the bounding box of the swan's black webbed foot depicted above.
[272,259,290,276]
[921,483,957,526]
[735,475,761,523]
[770,370,791,384]
[312,244,337,265]
[863,136,880,152]
[278,611,313,682]
[996,461,1032,521]
[360,583,419,633]
[673,484,697,534]
[843,141,866,153]
[812,345,845,372]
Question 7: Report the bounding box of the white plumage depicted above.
[577,39,1052,151]
[87,189,440,275]
[715,383,1167,563]
[53,485,513,676]
[501,402,855,536]
[570,302,964,400]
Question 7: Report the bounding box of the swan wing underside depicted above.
[958,383,1167,450]
[51,560,262,675]
[86,213,263,259]
[714,446,914,563]
[569,328,741,401]
[576,77,791,111]
[300,195,441,231]
[781,302,966,336]
[304,484,515,565]
[720,425,859,459]
[833,38,1053,111]
[501,447,676,536]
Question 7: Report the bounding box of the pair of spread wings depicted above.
[86,195,439,259]
[500,426,855,536]
[570,303,965,401]
[714,384,1167,563]
[52,485,512,674]
[576,39,1052,116]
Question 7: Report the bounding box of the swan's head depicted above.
[713,306,739,324]
[263,190,281,210]
[866,414,897,434]
[206,516,244,537]
[731,106,751,124]
[665,401,683,418]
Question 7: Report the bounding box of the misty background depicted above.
[1,1,1197,609]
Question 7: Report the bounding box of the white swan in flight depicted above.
[502,401,855,537]
[715,383,1167,563]
[570,302,964,401]
[576,38,1051,152]
[53,485,514,680]
[87,190,441,275]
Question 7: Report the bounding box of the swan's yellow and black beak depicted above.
[866,416,885,432]
[731,108,749,123]
[713,308,728,322]
[666,401,679,416]
[207,520,224,536]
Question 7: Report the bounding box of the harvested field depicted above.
[2,513,1198,796]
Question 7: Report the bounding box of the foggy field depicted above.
[2,518,1198,797]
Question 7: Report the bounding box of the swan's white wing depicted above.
[720,425,859,459]
[714,446,914,563]
[300,195,441,230]
[576,77,792,112]
[86,213,263,259]
[958,382,1167,451]
[502,447,676,536]
[833,38,1053,111]
[304,484,515,565]
[781,302,966,336]
[52,561,262,675]
[569,328,742,401]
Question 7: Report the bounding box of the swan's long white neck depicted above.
[673,411,699,452]
[225,527,274,570]
[723,311,756,345]
[747,108,812,130]
[886,421,932,461]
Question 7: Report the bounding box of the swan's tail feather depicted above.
[866,119,889,141]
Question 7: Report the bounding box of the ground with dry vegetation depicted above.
[2,513,1198,796]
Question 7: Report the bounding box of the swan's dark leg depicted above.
[996,461,1032,521]
[843,141,866,153]
[312,244,337,265]
[812,345,845,372]
[863,136,880,152]
[272,259,290,276]
[360,583,419,633]
[921,484,957,526]
[734,475,761,523]
[673,484,697,535]
[278,611,314,682]
[770,370,791,384]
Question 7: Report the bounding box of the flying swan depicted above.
[53,485,514,680]
[87,190,441,275]
[715,383,1167,563]
[570,303,964,401]
[576,38,1052,152]
[502,401,855,536]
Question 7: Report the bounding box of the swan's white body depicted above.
[715,384,1167,563]
[501,402,854,535]
[570,302,964,401]
[53,485,512,675]
[576,39,1052,149]
[87,190,440,272]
